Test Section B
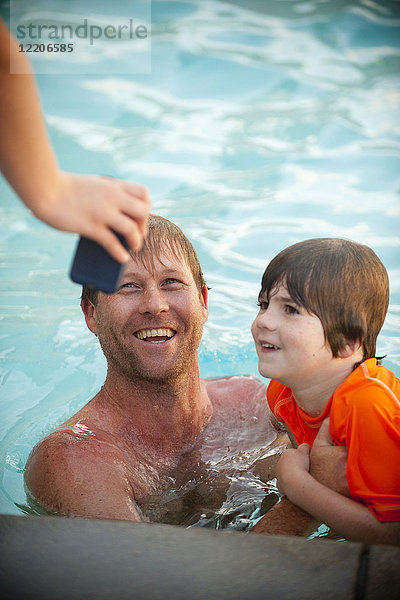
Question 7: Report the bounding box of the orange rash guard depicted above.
[267,358,400,522]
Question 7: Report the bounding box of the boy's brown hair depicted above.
[259,238,389,362]
[82,214,206,306]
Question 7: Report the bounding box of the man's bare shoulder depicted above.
[204,375,268,419]
[25,425,122,473]
[204,375,284,433]
[204,375,288,480]
[24,427,143,521]
[205,374,266,403]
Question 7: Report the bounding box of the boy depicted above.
[251,238,400,545]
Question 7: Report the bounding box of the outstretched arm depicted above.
[0,19,150,263]
[277,443,400,546]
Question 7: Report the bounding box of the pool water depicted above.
[1,0,399,530]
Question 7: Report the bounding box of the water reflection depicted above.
[0,0,399,525]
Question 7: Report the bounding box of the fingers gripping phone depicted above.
[70,233,129,294]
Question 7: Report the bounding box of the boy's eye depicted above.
[257,300,268,310]
[285,304,299,315]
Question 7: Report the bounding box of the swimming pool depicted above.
[1,0,399,529]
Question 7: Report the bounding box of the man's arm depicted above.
[24,431,146,522]
[251,496,319,536]
[277,443,400,546]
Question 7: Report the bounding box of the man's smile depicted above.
[134,328,176,343]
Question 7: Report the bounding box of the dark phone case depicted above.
[70,234,129,294]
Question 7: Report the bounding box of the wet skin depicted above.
[25,248,287,525]
[25,375,286,526]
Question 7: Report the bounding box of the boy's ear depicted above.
[337,339,362,359]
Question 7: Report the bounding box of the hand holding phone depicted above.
[70,233,129,294]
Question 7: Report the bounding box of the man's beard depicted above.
[97,328,202,385]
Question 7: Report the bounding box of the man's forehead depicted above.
[124,244,190,277]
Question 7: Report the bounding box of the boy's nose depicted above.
[138,286,168,315]
[254,307,277,331]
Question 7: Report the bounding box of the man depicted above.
[25,215,344,531]
[25,214,287,525]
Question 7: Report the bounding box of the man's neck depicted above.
[98,366,213,455]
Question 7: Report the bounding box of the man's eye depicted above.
[164,278,183,286]
[163,278,185,290]
[257,301,268,310]
[120,282,137,289]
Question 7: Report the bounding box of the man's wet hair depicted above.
[81,214,206,305]
[259,237,389,362]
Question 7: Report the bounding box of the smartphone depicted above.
[70,233,129,294]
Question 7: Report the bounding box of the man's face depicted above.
[83,246,209,383]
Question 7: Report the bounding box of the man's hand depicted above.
[311,418,350,497]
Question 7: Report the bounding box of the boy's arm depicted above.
[277,443,400,546]
[251,428,348,536]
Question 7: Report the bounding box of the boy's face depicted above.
[251,282,335,391]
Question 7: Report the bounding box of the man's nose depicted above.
[138,286,168,315]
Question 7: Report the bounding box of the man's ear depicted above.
[81,298,98,336]
[200,284,209,324]
[337,339,362,359]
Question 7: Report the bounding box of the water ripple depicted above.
[1,0,399,518]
